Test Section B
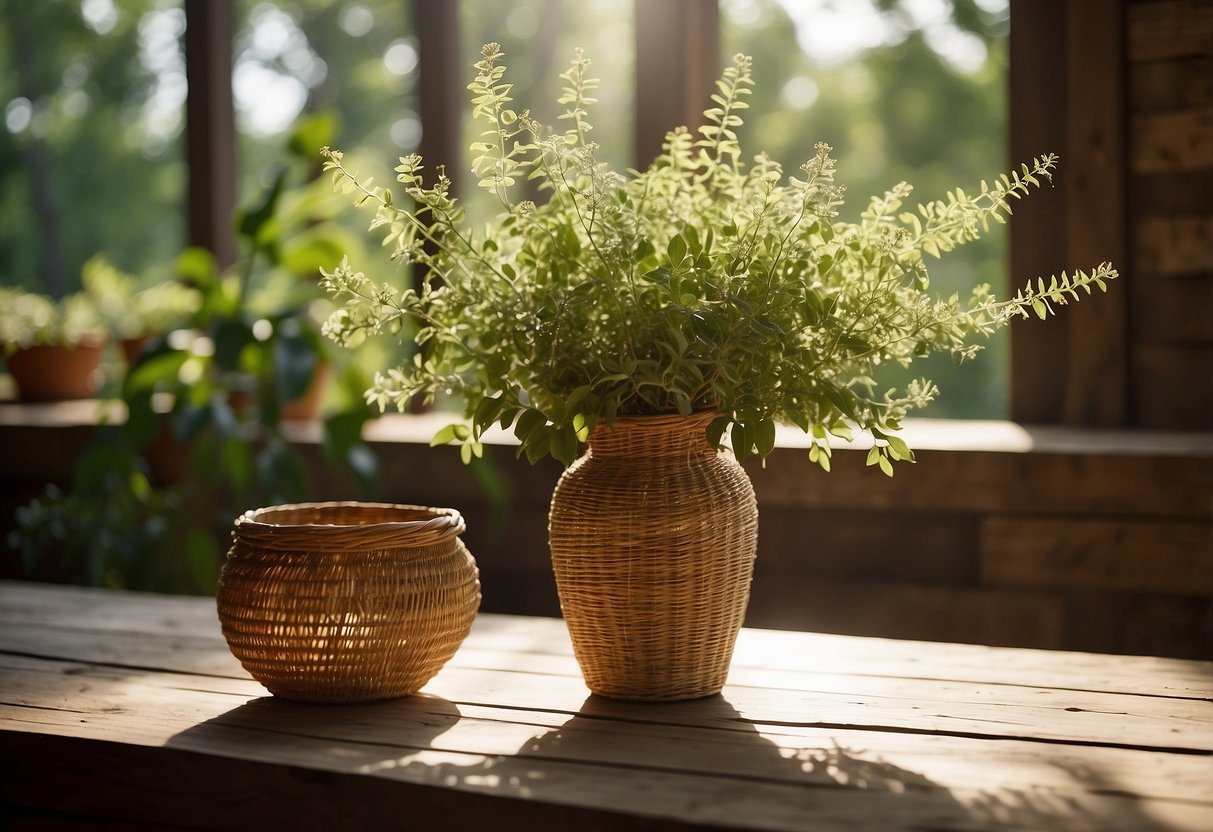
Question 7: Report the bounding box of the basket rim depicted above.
[237,501,465,538]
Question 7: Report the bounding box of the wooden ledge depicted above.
[2,400,1209,459]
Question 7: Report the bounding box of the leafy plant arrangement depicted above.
[0,286,103,353]
[121,113,380,499]
[9,114,381,594]
[82,254,201,345]
[320,44,1117,474]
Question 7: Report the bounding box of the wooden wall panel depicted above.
[1132,345,1213,427]
[1129,275,1213,342]
[1134,215,1213,276]
[1127,0,1213,430]
[1130,107,1213,173]
[1129,57,1213,110]
[1126,0,1213,63]
[981,517,1213,595]
[745,578,1066,650]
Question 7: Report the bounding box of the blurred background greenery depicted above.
[0,0,1009,416]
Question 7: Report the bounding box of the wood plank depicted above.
[1130,275,1213,343]
[746,577,1066,651]
[5,630,1211,754]
[981,517,1213,595]
[752,446,1213,519]
[1134,214,1213,277]
[1063,0,1129,426]
[4,582,1212,698]
[2,660,1211,831]
[4,584,1212,830]
[1065,589,1213,660]
[1131,107,1213,173]
[182,0,236,269]
[1128,0,1213,63]
[634,0,718,168]
[1132,169,1213,214]
[1010,0,1071,424]
[752,509,977,584]
[1130,57,1213,111]
[7,728,1207,832]
[1132,344,1213,428]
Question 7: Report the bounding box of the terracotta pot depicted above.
[281,360,331,421]
[548,411,758,701]
[6,341,104,401]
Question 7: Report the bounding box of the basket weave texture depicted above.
[217,502,480,704]
[548,412,758,701]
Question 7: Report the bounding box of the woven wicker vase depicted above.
[217,502,481,704]
[548,412,758,701]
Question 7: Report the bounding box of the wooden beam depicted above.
[1061,0,1128,425]
[1010,1,1129,426]
[1009,0,1069,424]
[414,0,462,182]
[633,0,720,168]
[183,0,237,270]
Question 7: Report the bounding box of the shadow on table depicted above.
[167,692,1174,830]
[168,692,465,775]
[433,694,1166,831]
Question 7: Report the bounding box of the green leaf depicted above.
[183,527,219,595]
[877,454,894,477]
[514,408,546,441]
[755,418,776,458]
[273,328,319,403]
[222,437,254,491]
[430,423,469,446]
[885,435,914,462]
[287,110,336,160]
[212,318,255,373]
[667,233,687,266]
[176,247,219,291]
[237,166,288,243]
[551,426,578,466]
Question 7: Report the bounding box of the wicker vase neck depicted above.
[588,412,717,458]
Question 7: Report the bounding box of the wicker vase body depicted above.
[217,502,480,704]
[549,412,758,701]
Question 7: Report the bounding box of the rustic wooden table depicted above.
[1,580,1210,831]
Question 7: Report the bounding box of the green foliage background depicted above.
[0,0,1009,417]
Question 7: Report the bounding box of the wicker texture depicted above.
[548,412,758,701]
[217,502,480,704]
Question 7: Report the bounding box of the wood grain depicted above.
[3,583,1211,831]
[1127,0,1213,63]
[1131,107,1213,173]
[981,517,1213,595]
[1134,215,1213,277]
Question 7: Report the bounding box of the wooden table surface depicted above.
[1,581,1211,831]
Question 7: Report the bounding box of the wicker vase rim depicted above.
[587,411,721,456]
[235,501,465,551]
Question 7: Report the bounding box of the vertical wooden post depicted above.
[414,0,462,182]
[634,0,720,168]
[1061,0,1128,426]
[1010,0,1128,426]
[183,0,237,270]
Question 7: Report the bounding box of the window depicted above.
[0,0,186,292]
[721,0,1011,418]
[4,0,1177,430]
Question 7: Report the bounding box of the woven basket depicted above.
[217,502,480,704]
[548,412,758,701]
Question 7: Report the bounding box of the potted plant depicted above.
[0,287,106,401]
[81,254,202,366]
[320,45,1118,700]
